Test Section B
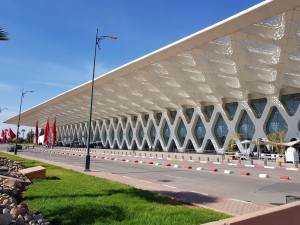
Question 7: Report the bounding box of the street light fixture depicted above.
[15,89,34,155]
[85,29,117,171]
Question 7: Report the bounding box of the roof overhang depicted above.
[4,0,300,127]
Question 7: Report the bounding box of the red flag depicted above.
[1,130,6,143]
[35,120,39,144]
[8,128,16,139]
[2,130,7,143]
[52,117,56,145]
[43,118,50,145]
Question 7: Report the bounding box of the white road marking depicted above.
[191,191,208,196]
[229,198,252,204]
[140,180,152,183]
[122,176,132,179]
[163,185,176,189]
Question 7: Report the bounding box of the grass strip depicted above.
[0,152,230,225]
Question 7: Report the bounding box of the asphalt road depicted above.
[4,148,300,207]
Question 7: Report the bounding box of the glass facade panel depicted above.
[110,130,115,143]
[250,98,267,118]
[103,129,107,143]
[138,126,144,144]
[204,105,214,121]
[156,113,162,123]
[162,122,170,145]
[214,114,228,147]
[225,102,238,120]
[237,111,255,140]
[170,110,177,122]
[118,129,123,143]
[150,124,156,145]
[194,117,206,147]
[266,107,288,134]
[281,93,300,116]
[177,119,187,146]
[128,126,133,144]
[186,108,194,121]
[144,114,149,123]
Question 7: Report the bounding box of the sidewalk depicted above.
[4,149,270,216]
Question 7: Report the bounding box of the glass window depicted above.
[150,124,156,145]
[250,98,267,118]
[118,129,123,143]
[281,93,300,116]
[186,108,194,122]
[170,110,177,122]
[137,126,144,145]
[214,114,228,147]
[144,114,149,123]
[266,107,288,134]
[162,122,170,145]
[225,102,238,120]
[177,119,187,146]
[156,113,162,123]
[103,129,107,143]
[204,105,214,121]
[110,129,115,143]
[237,111,255,140]
[127,126,133,144]
[193,117,206,147]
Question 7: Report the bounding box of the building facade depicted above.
[4,0,300,154]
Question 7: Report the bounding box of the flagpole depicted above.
[15,89,34,155]
[85,29,117,171]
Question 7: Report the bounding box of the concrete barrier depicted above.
[19,166,46,180]
[203,201,300,225]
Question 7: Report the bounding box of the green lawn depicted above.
[0,152,230,225]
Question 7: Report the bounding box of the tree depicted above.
[0,27,9,41]
[267,130,286,154]
[227,132,241,152]
[26,130,34,144]
[21,129,25,139]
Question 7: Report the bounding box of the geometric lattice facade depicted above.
[4,0,300,153]
[57,96,300,153]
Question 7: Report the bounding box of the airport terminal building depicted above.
[4,0,300,153]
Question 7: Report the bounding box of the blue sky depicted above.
[0,0,265,135]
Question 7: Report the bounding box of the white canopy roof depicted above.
[4,0,300,127]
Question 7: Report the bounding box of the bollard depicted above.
[139,153,141,156]
[227,158,230,163]
[175,155,177,159]
[264,159,267,166]
[294,162,298,168]
[198,156,201,161]
[190,156,192,160]
[162,154,163,158]
[250,158,253,165]
[238,158,241,164]
[182,155,184,160]
[144,153,146,156]
[278,161,282,167]
[217,158,219,162]
[156,154,157,158]
[222,155,225,161]
[150,153,152,157]
[207,157,210,162]
[168,154,170,158]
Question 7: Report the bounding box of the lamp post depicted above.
[85,29,117,171]
[15,89,34,155]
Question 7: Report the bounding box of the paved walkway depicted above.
[4,149,270,216]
